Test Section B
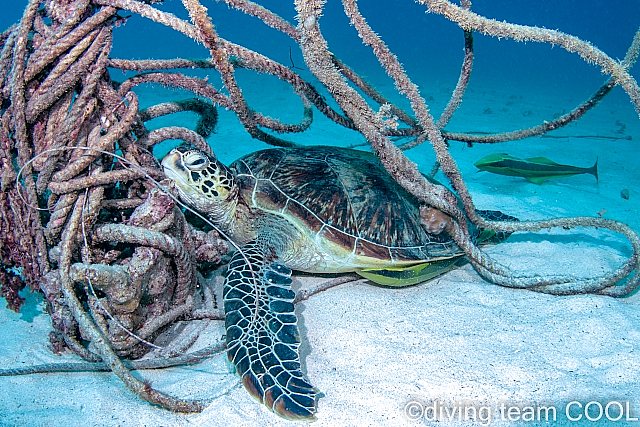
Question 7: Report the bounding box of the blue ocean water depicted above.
[4,1,638,85]
[3,1,638,149]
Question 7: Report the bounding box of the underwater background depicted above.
[2,0,638,170]
[1,1,640,426]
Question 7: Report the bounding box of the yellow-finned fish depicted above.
[356,229,502,287]
[475,153,598,185]
[357,257,463,287]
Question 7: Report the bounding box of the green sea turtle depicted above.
[161,145,513,420]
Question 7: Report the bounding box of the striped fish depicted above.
[475,153,598,184]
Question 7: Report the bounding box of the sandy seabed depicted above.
[1,75,640,427]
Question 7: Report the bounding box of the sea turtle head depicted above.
[161,145,237,222]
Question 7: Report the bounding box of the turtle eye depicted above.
[183,151,209,171]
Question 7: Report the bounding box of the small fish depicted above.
[474,153,598,185]
[357,257,463,287]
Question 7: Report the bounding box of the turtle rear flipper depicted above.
[474,209,519,244]
[224,240,318,421]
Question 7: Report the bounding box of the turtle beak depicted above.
[161,149,188,185]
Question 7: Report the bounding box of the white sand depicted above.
[2,30,640,427]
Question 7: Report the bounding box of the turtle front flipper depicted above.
[224,240,318,421]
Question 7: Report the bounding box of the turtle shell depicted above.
[230,146,461,268]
